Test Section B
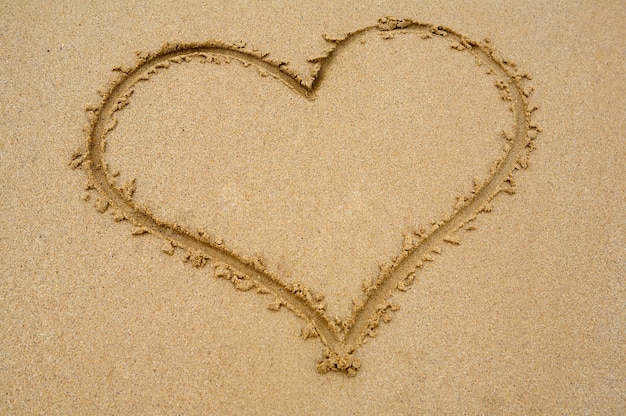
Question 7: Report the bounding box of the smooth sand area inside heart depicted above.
[105,31,508,315]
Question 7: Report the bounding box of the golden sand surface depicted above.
[1,1,624,414]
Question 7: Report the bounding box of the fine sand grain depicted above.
[1,1,624,414]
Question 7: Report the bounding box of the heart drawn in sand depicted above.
[72,17,539,375]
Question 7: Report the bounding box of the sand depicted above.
[1,1,624,414]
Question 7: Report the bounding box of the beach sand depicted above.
[1,1,624,414]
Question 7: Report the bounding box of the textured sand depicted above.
[1,1,624,414]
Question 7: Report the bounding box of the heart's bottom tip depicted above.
[316,346,362,376]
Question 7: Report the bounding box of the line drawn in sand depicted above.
[71,17,539,375]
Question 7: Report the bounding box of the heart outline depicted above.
[71,17,539,375]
